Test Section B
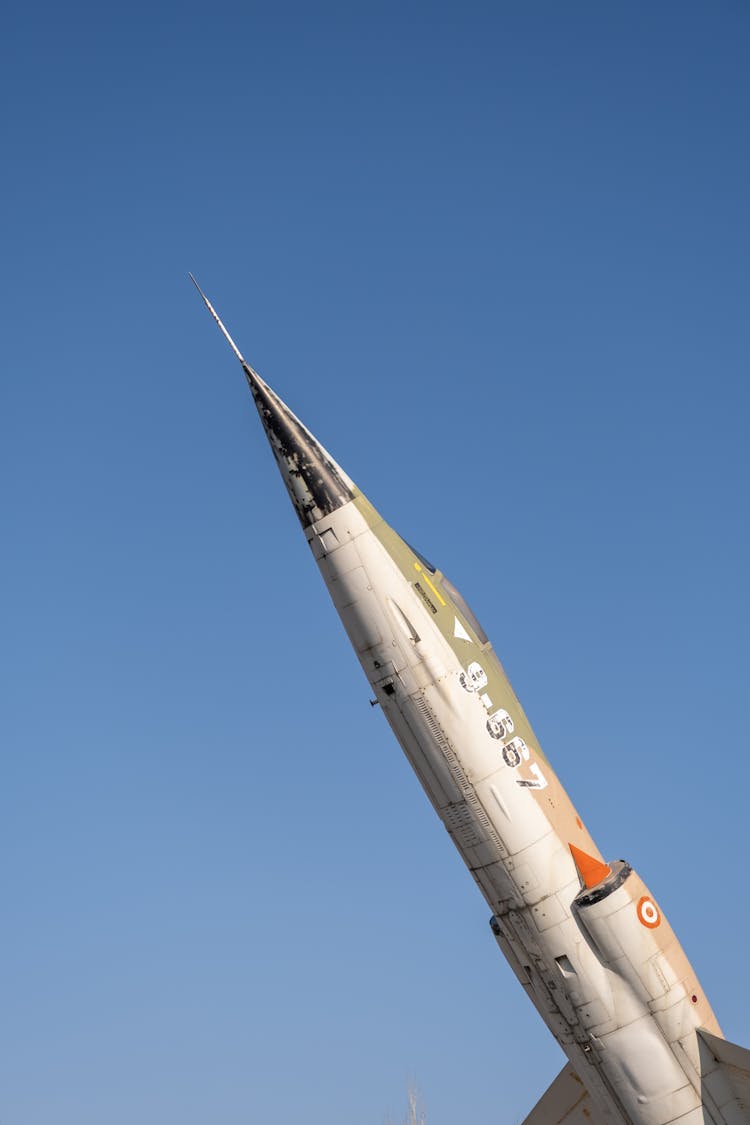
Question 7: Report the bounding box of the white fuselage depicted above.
[306,497,729,1125]
[190,275,743,1125]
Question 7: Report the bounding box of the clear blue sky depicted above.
[2,3,748,1122]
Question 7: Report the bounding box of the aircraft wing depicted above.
[698,1029,750,1121]
[522,1062,607,1124]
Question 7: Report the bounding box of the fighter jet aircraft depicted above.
[191,276,750,1124]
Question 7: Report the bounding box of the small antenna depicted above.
[188,273,263,383]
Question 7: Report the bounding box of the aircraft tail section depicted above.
[698,1029,750,1123]
[522,1063,608,1124]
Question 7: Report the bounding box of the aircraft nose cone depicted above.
[247,375,354,529]
[190,274,355,530]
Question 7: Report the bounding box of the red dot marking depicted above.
[692,995,698,1004]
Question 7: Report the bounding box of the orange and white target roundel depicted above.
[637,896,661,929]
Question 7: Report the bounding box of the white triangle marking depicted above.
[453,617,471,642]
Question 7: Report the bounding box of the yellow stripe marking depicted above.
[414,562,446,606]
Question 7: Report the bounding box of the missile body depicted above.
[193,281,748,1125]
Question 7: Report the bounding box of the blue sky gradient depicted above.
[2,4,749,1122]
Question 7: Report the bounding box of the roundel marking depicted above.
[637,896,661,929]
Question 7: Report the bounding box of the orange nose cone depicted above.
[569,844,612,890]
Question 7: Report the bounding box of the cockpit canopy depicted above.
[406,540,489,646]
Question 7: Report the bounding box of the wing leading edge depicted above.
[698,1029,750,1122]
[522,1063,607,1124]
